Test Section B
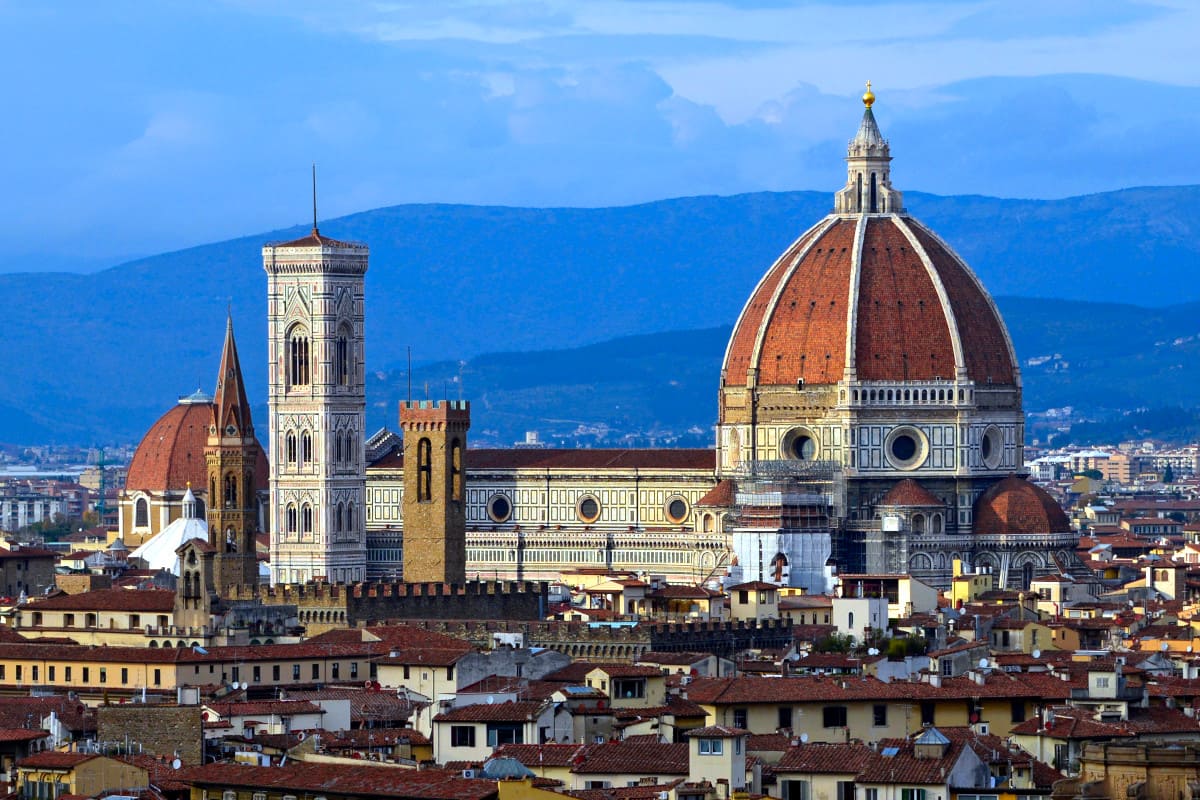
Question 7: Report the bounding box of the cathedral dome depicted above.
[126,394,269,493]
[973,476,1070,536]
[720,98,1017,397]
[721,216,1016,390]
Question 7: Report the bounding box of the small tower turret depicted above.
[834,81,905,215]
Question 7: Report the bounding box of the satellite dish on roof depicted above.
[868,648,879,656]
[171,759,182,770]
[487,695,495,705]
[800,733,809,743]
[1188,646,1194,654]
[240,682,248,690]
[1032,650,1041,659]
[979,658,989,669]
[1162,643,1170,652]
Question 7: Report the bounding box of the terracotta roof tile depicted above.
[572,741,689,775]
[177,762,495,800]
[434,701,547,723]
[28,587,175,612]
[776,742,876,774]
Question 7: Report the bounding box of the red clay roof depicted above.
[879,479,943,507]
[434,700,546,723]
[127,401,269,493]
[269,230,365,249]
[723,215,1015,388]
[17,751,97,769]
[776,742,876,774]
[28,587,176,612]
[696,479,735,507]
[177,762,495,800]
[572,741,689,775]
[974,476,1072,536]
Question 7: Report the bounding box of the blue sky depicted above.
[1,0,1198,272]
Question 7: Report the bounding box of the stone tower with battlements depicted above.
[399,400,470,584]
[264,224,368,585]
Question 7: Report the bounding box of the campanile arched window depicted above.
[417,438,432,502]
[287,327,310,387]
[224,474,237,508]
[301,431,312,466]
[335,327,351,386]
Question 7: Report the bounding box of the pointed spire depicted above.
[312,163,319,235]
[212,312,253,437]
[833,82,904,215]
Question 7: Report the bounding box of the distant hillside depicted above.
[3,187,1199,444]
[368,297,1200,447]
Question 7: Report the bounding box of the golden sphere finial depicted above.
[863,80,875,108]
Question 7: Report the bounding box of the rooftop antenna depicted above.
[311,163,319,235]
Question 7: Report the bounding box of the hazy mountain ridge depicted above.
[4,187,1200,444]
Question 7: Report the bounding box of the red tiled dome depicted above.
[721,215,1016,389]
[973,476,1070,536]
[127,400,269,493]
[879,479,943,507]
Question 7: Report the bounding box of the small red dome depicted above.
[722,215,1016,389]
[973,476,1070,536]
[127,400,268,493]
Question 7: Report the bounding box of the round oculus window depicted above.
[666,497,689,524]
[781,428,819,461]
[487,494,512,523]
[981,426,1003,469]
[577,496,601,524]
[885,426,928,470]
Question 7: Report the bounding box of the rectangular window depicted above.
[866,790,879,800]
[99,668,107,684]
[699,738,724,755]
[901,790,927,800]
[153,669,161,687]
[83,667,89,683]
[350,662,359,679]
[920,701,935,725]
[784,780,811,800]
[32,665,38,682]
[253,666,261,683]
[121,667,128,684]
[48,666,55,682]
[404,665,411,680]
[1011,700,1026,723]
[451,726,476,747]
[293,664,301,680]
[733,708,748,729]
[64,666,71,682]
[779,707,793,730]
[873,704,887,727]
[312,663,320,680]
[941,659,953,676]
[823,706,848,728]
[332,663,340,680]
[273,665,280,681]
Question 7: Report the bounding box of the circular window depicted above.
[577,495,601,524]
[981,426,1003,469]
[885,426,928,470]
[781,427,820,461]
[665,497,689,524]
[486,494,512,523]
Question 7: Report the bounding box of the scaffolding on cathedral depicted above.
[727,460,844,593]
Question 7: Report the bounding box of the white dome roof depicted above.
[131,515,208,574]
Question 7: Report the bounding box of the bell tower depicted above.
[206,314,260,593]
[399,400,469,584]
[264,212,369,585]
